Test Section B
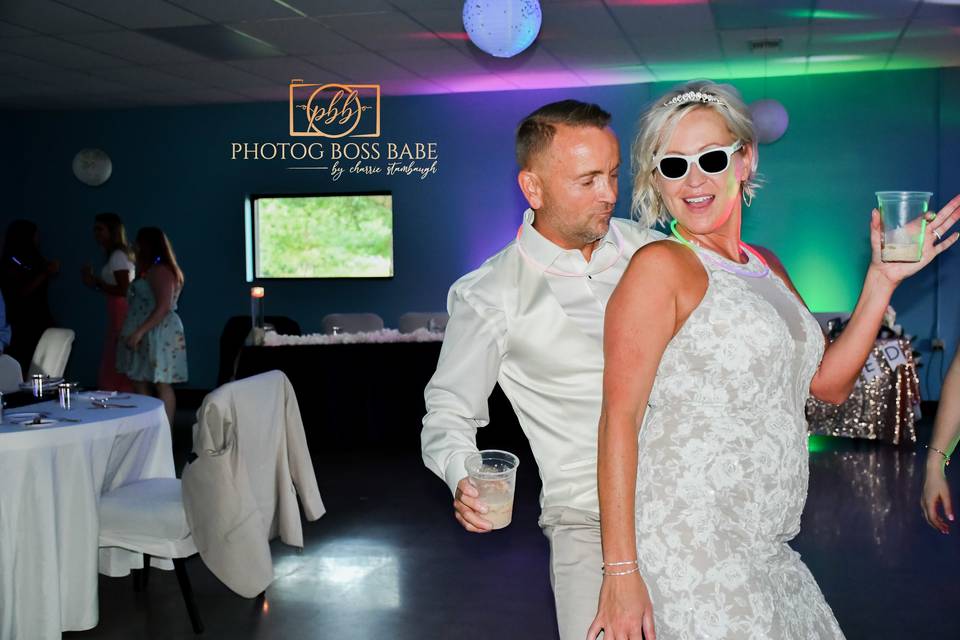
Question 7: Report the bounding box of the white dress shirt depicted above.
[422,209,664,514]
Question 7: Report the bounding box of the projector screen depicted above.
[248,193,393,279]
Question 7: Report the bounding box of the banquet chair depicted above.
[180,370,325,599]
[26,327,75,378]
[98,478,204,633]
[321,312,383,334]
[0,354,22,392]
[398,311,449,333]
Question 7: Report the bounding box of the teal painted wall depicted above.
[1,68,956,398]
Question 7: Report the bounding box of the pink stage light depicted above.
[606,0,707,6]
[408,31,471,41]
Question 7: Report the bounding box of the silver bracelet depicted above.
[602,560,638,567]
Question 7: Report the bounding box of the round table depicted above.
[0,394,174,640]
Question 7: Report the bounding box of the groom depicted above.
[421,100,663,639]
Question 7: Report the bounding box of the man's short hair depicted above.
[515,100,612,168]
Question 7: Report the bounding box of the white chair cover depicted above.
[99,478,196,560]
[321,313,383,334]
[27,327,75,378]
[0,354,22,393]
[398,311,449,333]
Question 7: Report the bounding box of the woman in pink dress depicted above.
[82,212,135,392]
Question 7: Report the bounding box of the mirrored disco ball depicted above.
[463,0,542,58]
[72,148,112,186]
[749,99,789,144]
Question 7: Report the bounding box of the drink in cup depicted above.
[31,374,44,398]
[876,191,933,262]
[465,450,519,530]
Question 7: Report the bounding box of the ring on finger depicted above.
[934,229,943,241]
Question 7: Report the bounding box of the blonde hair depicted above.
[630,80,761,228]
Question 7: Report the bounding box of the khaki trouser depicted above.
[540,507,604,640]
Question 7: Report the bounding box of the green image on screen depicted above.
[253,193,393,278]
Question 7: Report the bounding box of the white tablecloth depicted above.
[0,395,174,640]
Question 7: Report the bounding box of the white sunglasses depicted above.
[655,140,743,180]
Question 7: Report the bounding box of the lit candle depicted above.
[250,286,265,344]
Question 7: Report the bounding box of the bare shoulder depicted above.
[621,239,704,288]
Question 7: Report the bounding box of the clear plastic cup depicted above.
[876,191,933,262]
[465,450,519,530]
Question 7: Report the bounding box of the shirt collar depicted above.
[518,208,620,268]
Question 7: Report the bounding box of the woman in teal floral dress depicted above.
[116,227,187,425]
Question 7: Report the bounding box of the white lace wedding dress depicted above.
[635,241,845,639]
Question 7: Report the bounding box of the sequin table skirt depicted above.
[806,337,920,445]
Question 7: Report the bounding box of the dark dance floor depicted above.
[67,410,959,640]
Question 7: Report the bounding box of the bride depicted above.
[588,80,959,639]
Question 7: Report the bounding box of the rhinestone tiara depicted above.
[663,90,724,107]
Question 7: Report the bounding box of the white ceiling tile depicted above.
[407,8,464,34]
[0,74,60,95]
[425,74,517,94]
[636,32,725,63]
[0,0,121,34]
[647,60,733,83]
[165,0,300,23]
[154,61,281,91]
[719,27,809,59]
[320,10,449,51]
[377,78,448,95]
[543,37,640,67]
[608,3,716,37]
[382,48,494,78]
[577,64,655,87]
[540,2,622,41]
[496,68,587,90]
[284,0,393,17]
[384,0,454,10]
[62,30,211,64]
[902,19,959,38]
[233,84,291,101]
[0,19,38,38]
[0,51,64,77]
[815,0,920,21]
[57,0,209,29]
[915,2,960,23]
[0,36,133,69]
[230,17,366,55]
[304,51,423,82]
[86,65,205,91]
[131,87,252,104]
[47,68,134,93]
[227,56,340,84]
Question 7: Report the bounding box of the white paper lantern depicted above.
[749,99,789,144]
[463,0,542,58]
[72,148,112,186]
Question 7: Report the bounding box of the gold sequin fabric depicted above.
[806,337,920,445]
